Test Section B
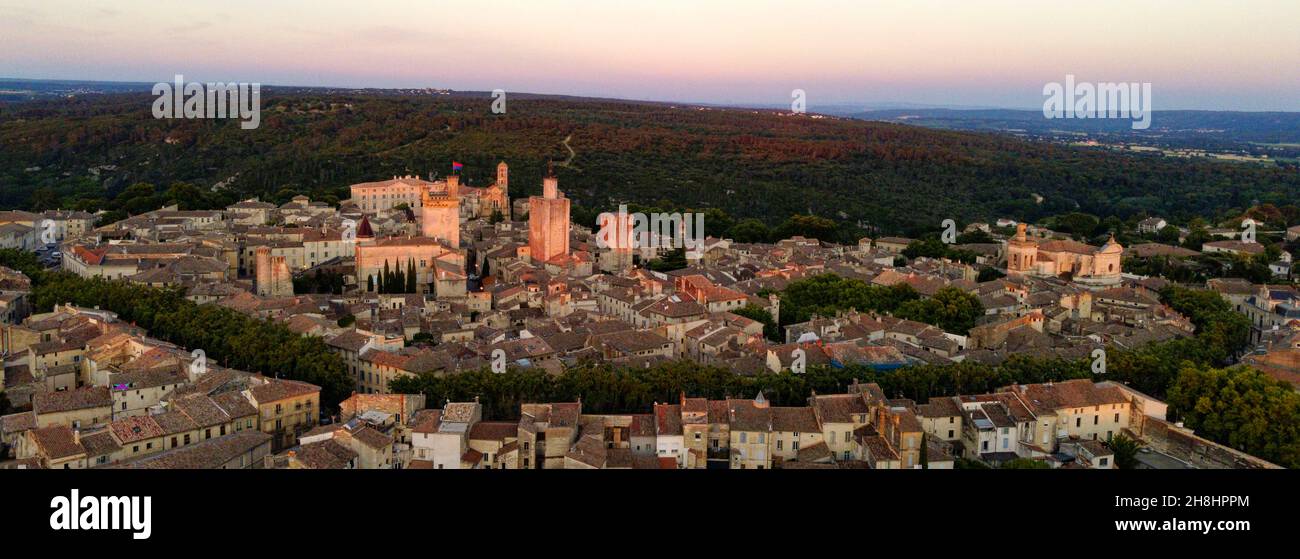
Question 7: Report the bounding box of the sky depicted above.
[1,0,1297,111]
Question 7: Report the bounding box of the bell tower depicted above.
[496,161,509,195]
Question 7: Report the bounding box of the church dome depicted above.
[1099,233,1123,254]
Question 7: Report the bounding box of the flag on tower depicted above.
[451,161,463,172]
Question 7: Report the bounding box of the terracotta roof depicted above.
[468,421,518,442]
[1014,379,1129,412]
[110,431,271,469]
[770,407,820,433]
[0,412,36,435]
[812,393,868,424]
[33,387,112,415]
[109,415,166,444]
[248,379,320,404]
[654,404,682,436]
[30,425,86,460]
[80,430,122,457]
[410,409,442,433]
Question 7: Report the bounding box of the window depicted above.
[947,430,954,438]
[1093,416,1099,425]
[1100,457,1109,467]
[776,440,783,451]
[1113,413,1120,423]
[1076,417,1082,428]
[739,433,747,443]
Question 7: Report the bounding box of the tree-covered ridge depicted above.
[4,92,1299,237]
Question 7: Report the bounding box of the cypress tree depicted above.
[407,259,417,293]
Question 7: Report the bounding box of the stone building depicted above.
[1006,223,1122,288]
[528,165,571,267]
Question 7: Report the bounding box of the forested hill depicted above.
[2,91,1297,237]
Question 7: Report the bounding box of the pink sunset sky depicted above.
[1,0,1297,110]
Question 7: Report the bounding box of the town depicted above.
[0,162,1293,470]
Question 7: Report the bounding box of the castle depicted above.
[1006,223,1123,288]
[527,164,571,267]
[348,162,581,296]
[348,162,509,221]
[254,246,294,297]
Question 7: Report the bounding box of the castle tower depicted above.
[496,162,508,195]
[421,190,460,248]
[446,174,460,197]
[596,207,634,273]
[1006,223,1038,275]
[529,163,570,265]
[255,246,293,297]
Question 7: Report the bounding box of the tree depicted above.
[956,229,994,244]
[407,259,418,293]
[646,248,687,272]
[954,457,991,469]
[894,286,984,334]
[919,433,929,469]
[1051,212,1101,240]
[733,304,781,341]
[772,214,839,243]
[1108,433,1141,469]
[728,219,770,243]
[976,267,1005,282]
[1164,364,1300,468]
[902,238,948,260]
[999,458,1050,469]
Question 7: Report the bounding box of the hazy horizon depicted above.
[2,0,1298,111]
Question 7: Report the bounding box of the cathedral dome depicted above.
[1099,233,1123,254]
